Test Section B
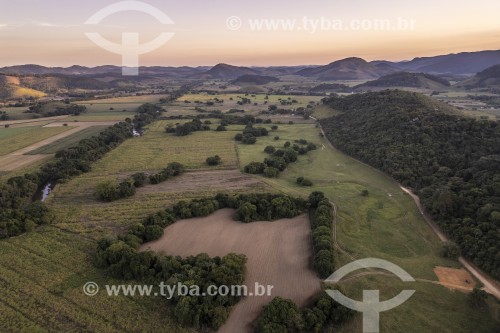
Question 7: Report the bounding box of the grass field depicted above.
[236,123,500,332]
[27,126,108,155]
[89,120,239,174]
[171,93,322,118]
[0,126,71,155]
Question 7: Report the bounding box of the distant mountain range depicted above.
[0,49,499,82]
[456,65,500,89]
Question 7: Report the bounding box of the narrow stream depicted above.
[34,182,54,202]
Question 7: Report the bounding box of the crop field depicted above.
[0,126,71,155]
[0,227,189,333]
[27,126,108,155]
[236,122,499,332]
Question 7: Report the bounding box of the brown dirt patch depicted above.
[137,169,267,194]
[140,209,321,333]
[0,154,49,171]
[434,266,476,291]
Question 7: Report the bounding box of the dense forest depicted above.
[320,90,500,278]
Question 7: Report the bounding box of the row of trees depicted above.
[321,90,500,278]
[166,118,210,136]
[255,292,352,333]
[27,103,87,117]
[149,162,185,184]
[309,192,335,278]
[244,139,317,178]
[235,124,270,145]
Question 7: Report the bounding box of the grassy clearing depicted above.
[172,93,322,118]
[0,126,71,155]
[236,123,499,332]
[90,120,239,174]
[27,126,108,155]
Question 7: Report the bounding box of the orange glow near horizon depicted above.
[0,0,499,67]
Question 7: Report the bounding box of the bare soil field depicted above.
[434,266,476,291]
[140,209,321,333]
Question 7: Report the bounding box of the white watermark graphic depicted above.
[325,258,416,333]
[227,16,416,33]
[83,281,274,299]
[85,1,175,76]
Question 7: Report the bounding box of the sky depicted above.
[0,0,499,67]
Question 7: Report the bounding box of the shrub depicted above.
[131,172,147,187]
[264,146,276,154]
[297,177,313,186]
[216,125,227,131]
[244,162,266,174]
[274,136,280,140]
[206,155,222,166]
[264,167,279,178]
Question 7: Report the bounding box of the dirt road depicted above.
[0,121,118,172]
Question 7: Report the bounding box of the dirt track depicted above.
[400,186,500,299]
[0,121,117,172]
[140,209,321,333]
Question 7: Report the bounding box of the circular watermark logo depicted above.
[83,282,100,296]
[226,16,243,31]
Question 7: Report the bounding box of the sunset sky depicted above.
[1,0,499,67]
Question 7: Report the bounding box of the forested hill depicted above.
[320,90,500,278]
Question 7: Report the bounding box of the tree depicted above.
[216,125,227,131]
[236,202,258,223]
[440,241,460,259]
[241,134,257,144]
[271,125,278,131]
[468,288,487,308]
[95,180,120,202]
[255,297,302,333]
